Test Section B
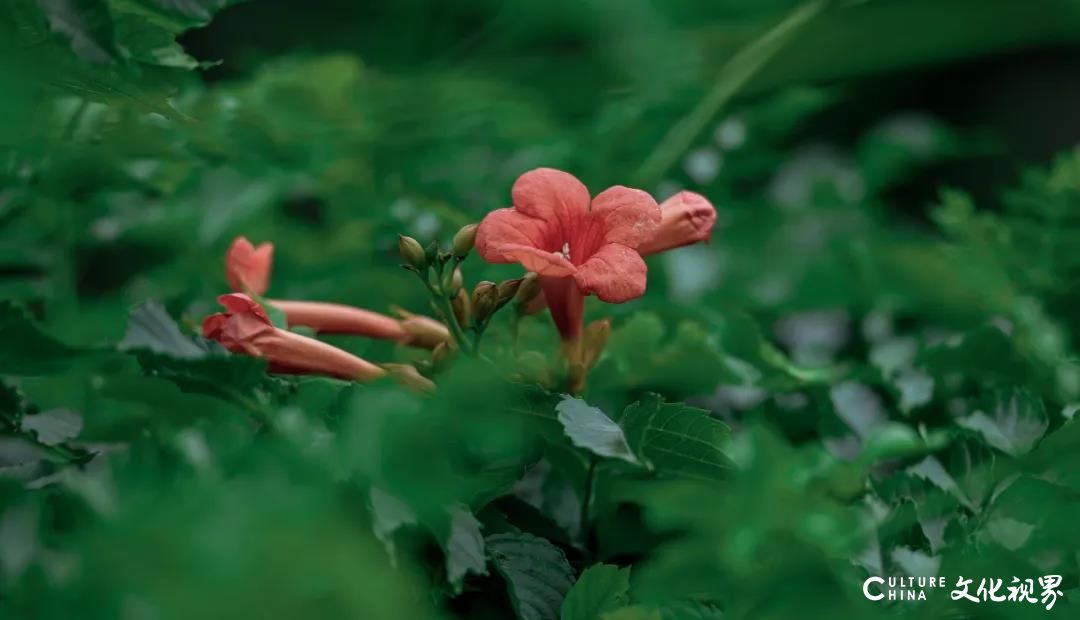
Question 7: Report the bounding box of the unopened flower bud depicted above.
[496,278,523,305]
[580,319,612,370]
[382,363,436,393]
[513,272,542,312]
[450,267,463,294]
[452,223,479,258]
[398,235,426,269]
[398,312,451,349]
[566,362,587,395]
[431,341,451,368]
[471,281,498,323]
[451,288,470,327]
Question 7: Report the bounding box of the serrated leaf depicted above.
[120,300,209,359]
[907,456,974,511]
[619,394,661,467]
[0,302,86,376]
[487,533,575,620]
[134,351,274,410]
[556,397,639,465]
[444,504,488,594]
[561,564,631,620]
[957,389,1047,456]
[637,402,733,481]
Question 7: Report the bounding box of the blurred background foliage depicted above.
[3,0,1080,618]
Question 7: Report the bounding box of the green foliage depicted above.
[3,1,1080,619]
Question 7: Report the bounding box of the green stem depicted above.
[426,280,475,356]
[633,0,826,187]
[579,457,597,547]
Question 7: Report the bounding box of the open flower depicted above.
[637,191,717,256]
[203,293,385,381]
[226,236,273,297]
[476,168,661,340]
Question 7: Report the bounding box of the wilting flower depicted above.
[226,236,273,297]
[476,168,660,340]
[637,191,717,256]
[203,293,385,381]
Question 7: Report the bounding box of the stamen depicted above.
[561,242,571,258]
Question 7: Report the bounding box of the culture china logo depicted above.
[862,575,1065,610]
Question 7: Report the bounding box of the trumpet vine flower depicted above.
[224,236,447,347]
[203,293,385,381]
[476,168,661,340]
[637,191,717,256]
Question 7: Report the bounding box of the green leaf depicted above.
[487,533,576,620]
[369,486,417,564]
[443,504,488,595]
[633,401,734,481]
[556,397,640,465]
[561,564,631,620]
[858,422,948,463]
[20,408,82,446]
[957,388,1048,456]
[133,351,274,411]
[0,302,86,376]
[120,300,209,359]
[906,456,974,511]
[619,394,660,467]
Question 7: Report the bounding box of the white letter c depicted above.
[863,576,885,601]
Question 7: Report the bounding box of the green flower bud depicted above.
[496,278,523,305]
[452,223,479,258]
[471,281,498,323]
[513,272,542,309]
[398,235,426,269]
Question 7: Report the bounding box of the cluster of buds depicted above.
[398,223,541,357]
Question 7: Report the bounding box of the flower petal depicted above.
[476,207,551,262]
[218,311,276,355]
[573,243,648,303]
[638,191,717,256]
[511,168,590,236]
[587,185,661,249]
[226,236,274,296]
[217,293,271,325]
[497,243,576,277]
[202,313,228,340]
